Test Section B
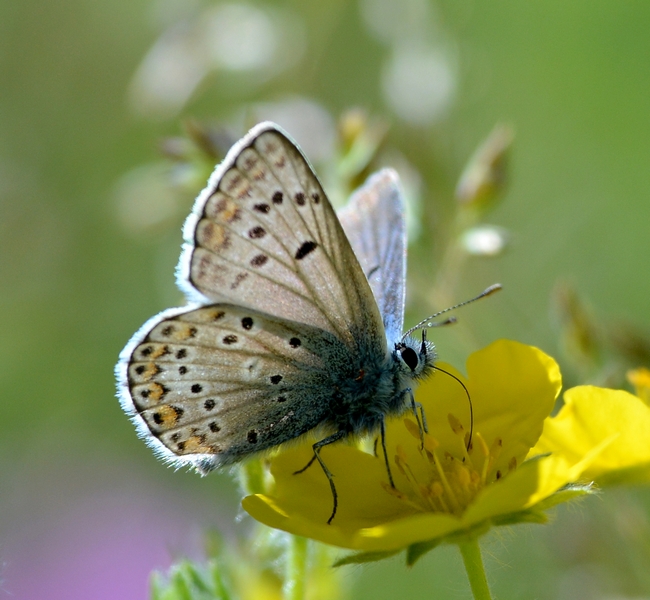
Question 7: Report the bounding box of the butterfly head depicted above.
[394,329,436,381]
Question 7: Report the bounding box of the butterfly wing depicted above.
[177,122,386,353]
[117,303,350,472]
[118,122,391,472]
[337,169,406,344]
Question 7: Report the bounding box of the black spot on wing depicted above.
[250,254,268,267]
[295,241,318,260]
[248,226,266,239]
[230,273,248,290]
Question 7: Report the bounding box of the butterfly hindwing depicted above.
[118,303,351,472]
[178,122,386,352]
[337,169,406,344]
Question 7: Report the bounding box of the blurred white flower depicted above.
[202,3,277,71]
[381,42,455,125]
[129,2,305,119]
[461,225,509,257]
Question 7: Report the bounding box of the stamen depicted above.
[490,438,503,462]
[381,482,425,512]
[472,432,491,485]
[431,448,462,513]
[383,417,518,517]
[423,435,438,462]
[482,437,503,481]
[456,463,471,488]
[429,481,450,513]
[448,413,472,463]
[403,418,422,441]
[447,413,465,435]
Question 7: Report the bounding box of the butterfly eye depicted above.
[399,346,419,371]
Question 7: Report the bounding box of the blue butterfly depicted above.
[116,122,495,522]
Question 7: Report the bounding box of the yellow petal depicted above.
[467,340,561,473]
[409,340,561,479]
[262,442,418,528]
[533,386,650,483]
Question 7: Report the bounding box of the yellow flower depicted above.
[242,340,594,554]
[532,383,650,486]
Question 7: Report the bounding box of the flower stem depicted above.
[283,534,308,600]
[458,538,492,600]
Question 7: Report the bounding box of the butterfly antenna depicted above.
[433,365,474,452]
[401,284,502,340]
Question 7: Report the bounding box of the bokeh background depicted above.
[2,1,650,598]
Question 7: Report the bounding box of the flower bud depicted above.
[455,124,514,210]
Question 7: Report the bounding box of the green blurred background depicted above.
[2,1,650,598]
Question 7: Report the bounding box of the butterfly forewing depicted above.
[337,169,406,344]
[120,303,350,471]
[178,123,385,351]
[117,122,402,480]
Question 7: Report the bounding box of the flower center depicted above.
[382,414,515,516]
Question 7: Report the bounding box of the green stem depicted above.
[458,538,492,600]
[283,535,308,600]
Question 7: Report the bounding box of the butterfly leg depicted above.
[293,453,318,474]
[294,430,347,524]
[415,401,428,434]
[404,388,427,450]
[379,417,396,489]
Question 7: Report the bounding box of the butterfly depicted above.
[116,121,492,523]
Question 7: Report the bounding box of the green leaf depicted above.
[491,509,548,527]
[208,560,233,600]
[169,566,195,600]
[332,549,401,567]
[533,484,595,511]
[406,539,442,566]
